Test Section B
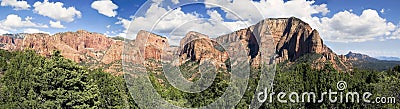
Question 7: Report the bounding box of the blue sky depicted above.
[0,0,399,57]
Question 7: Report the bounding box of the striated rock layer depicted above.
[215,17,351,71]
[179,31,229,69]
[1,17,353,74]
[0,30,124,75]
[131,17,352,71]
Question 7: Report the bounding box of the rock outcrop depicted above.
[124,30,171,69]
[265,18,350,71]
[0,17,353,74]
[0,30,124,75]
[179,31,229,69]
[214,17,351,71]
[137,17,351,71]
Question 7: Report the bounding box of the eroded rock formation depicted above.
[0,30,124,75]
[0,17,353,74]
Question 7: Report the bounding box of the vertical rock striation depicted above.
[0,17,353,74]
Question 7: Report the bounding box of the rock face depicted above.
[0,36,19,50]
[215,28,261,67]
[265,18,350,71]
[179,31,229,69]
[0,30,124,75]
[214,17,351,71]
[135,17,351,71]
[126,30,171,69]
[136,30,168,61]
[0,17,353,74]
[263,18,329,61]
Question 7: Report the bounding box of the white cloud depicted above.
[116,2,248,45]
[33,0,81,22]
[0,14,48,31]
[116,17,131,30]
[207,10,223,21]
[49,20,65,28]
[115,0,399,45]
[387,27,400,39]
[106,25,111,29]
[204,0,400,42]
[0,29,10,35]
[0,0,30,10]
[116,32,126,38]
[317,9,396,42]
[23,28,49,34]
[171,0,179,4]
[91,0,118,17]
[204,0,262,23]
[115,17,132,39]
[151,0,164,4]
[204,0,329,24]
[116,1,198,38]
[200,0,333,44]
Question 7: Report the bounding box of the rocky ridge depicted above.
[0,30,124,75]
[176,17,351,71]
[344,52,400,71]
[131,17,352,71]
[346,51,379,62]
[1,17,353,74]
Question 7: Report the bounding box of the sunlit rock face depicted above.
[0,17,353,75]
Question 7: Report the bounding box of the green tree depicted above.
[89,69,138,108]
[0,50,100,108]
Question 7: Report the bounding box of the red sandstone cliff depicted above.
[0,17,353,74]
[0,30,124,75]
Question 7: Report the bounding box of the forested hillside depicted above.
[0,49,399,108]
[0,50,138,108]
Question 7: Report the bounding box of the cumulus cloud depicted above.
[387,27,400,39]
[317,9,396,42]
[171,0,179,4]
[91,0,118,17]
[118,0,328,44]
[116,2,199,39]
[116,17,131,30]
[33,0,81,22]
[0,29,10,35]
[204,0,400,42]
[23,28,49,34]
[204,0,329,24]
[115,1,248,45]
[0,0,30,10]
[151,0,164,4]
[115,0,399,44]
[207,10,223,21]
[0,14,48,31]
[49,20,65,28]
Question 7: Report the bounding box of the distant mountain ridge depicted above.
[376,56,400,61]
[345,51,379,62]
[345,52,400,71]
